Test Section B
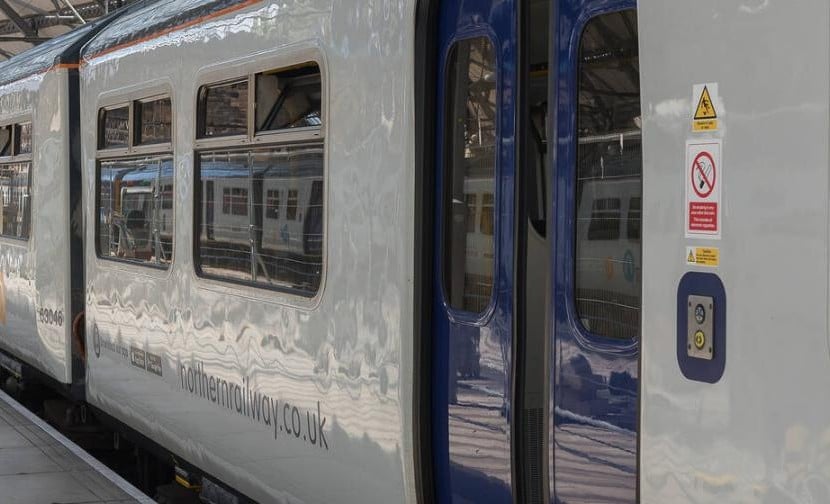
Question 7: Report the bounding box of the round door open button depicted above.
[694,330,706,350]
[694,304,706,324]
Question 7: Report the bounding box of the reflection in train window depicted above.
[196,145,324,296]
[15,123,32,155]
[627,197,641,240]
[96,157,174,266]
[265,189,280,219]
[0,126,11,157]
[200,81,249,138]
[587,198,621,240]
[0,162,31,239]
[574,10,641,340]
[222,187,248,216]
[286,189,298,220]
[465,194,477,233]
[442,36,497,314]
[136,97,172,145]
[99,106,130,149]
[480,193,494,236]
[256,64,322,132]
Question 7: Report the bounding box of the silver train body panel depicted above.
[638,1,830,502]
[80,1,416,503]
[0,71,74,384]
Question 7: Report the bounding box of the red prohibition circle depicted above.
[691,151,716,198]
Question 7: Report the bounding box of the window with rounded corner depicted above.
[95,98,175,268]
[574,9,642,340]
[194,63,324,298]
[442,36,497,314]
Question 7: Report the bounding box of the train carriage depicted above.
[0,24,100,391]
[0,0,822,502]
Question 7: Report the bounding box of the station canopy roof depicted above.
[0,0,138,60]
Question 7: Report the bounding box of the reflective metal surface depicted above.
[639,1,830,502]
[81,1,417,502]
[0,70,75,385]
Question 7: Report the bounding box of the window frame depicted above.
[571,8,642,342]
[95,94,176,269]
[438,34,501,319]
[193,60,326,299]
[0,118,34,242]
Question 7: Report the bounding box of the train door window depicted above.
[195,62,324,297]
[95,96,175,267]
[574,9,642,339]
[441,36,497,314]
[0,121,32,240]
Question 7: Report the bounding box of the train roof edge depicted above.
[0,1,156,88]
[80,0,259,62]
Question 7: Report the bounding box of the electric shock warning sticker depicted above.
[686,140,722,239]
[692,83,720,132]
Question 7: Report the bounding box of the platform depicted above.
[0,389,153,504]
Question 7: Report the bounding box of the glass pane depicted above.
[136,98,172,145]
[256,64,322,132]
[15,123,32,155]
[0,162,31,239]
[575,10,641,340]
[196,151,252,281]
[442,37,497,314]
[97,156,174,266]
[0,126,11,157]
[99,106,130,149]
[201,81,248,138]
[251,143,324,295]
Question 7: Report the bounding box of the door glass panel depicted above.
[574,10,642,340]
[442,36,497,314]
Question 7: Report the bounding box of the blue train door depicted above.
[431,1,518,503]
[549,2,641,503]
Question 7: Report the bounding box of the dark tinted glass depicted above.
[15,123,31,155]
[136,98,172,145]
[97,156,174,266]
[99,106,130,149]
[196,143,324,296]
[0,126,11,157]
[442,37,497,314]
[575,10,641,340]
[0,162,31,239]
[201,81,248,138]
[256,64,322,131]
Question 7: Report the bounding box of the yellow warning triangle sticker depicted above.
[694,86,717,120]
[688,249,696,263]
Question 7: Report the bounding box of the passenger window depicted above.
[442,37,497,314]
[99,106,130,150]
[199,81,248,138]
[95,97,175,267]
[0,121,32,240]
[15,123,32,155]
[195,62,325,297]
[0,126,11,157]
[136,97,172,145]
[255,64,322,132]
[574,10,642,340]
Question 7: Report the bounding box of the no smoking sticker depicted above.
[686,140,722,239]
